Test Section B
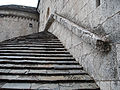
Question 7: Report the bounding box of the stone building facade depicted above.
[0,5,39,42]
[37,0,120,90]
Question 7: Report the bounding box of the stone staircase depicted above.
[0,31,100,90]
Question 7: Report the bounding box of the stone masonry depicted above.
[0,5,39,42]
[37,0,120,90]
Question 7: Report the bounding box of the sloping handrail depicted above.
[44,13,110,52]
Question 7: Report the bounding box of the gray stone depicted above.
[59,83,99,90]
[31,83,59,90]
[38,0,120,89]
[0,82,6,88]
[2,83,31,89]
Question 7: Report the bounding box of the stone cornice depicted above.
[0,14,38,22]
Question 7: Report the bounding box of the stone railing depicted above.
[44,13,111,52]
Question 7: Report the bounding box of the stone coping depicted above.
[44,13,111,52]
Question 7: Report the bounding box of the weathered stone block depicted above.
[99,81,111,90]
[116,44,120,80]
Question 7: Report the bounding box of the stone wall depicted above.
[38,0,120,90]
[0,9,39,42]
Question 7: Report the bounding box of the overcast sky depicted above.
[0,0,38,7]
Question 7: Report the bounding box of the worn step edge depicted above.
[0,66,83,70]
[0,79,94,83]
[0,60,79,65]
[16,39,61,41]
[0,69,85,74]
[0,43,63,46]
[0,64,81,68]
[14,38,59,40]
[0,72,88,76]
[0,44,64,47]
[0,58,75,61]
[0,41,62,44]
[0,56,74,60]
[0,53,72,57]
[0,46,65,48]
[0,75,94,83]
[0,83,100,90]
[16,38,59,40]
[8,38,59,40]
[0,48,67,51]
[0,51,70,54]
[0,59,77,63]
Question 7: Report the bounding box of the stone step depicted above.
[0,48,67,51]
[0,41,62,44]
[0,57,75,61]
[0,53,72,57]
[0,43,63,46]
[0,50,70,54]
[14,39,60,43]
[0,83,100,90]
[18,38,59,40]
[2,41,61,44]
[0,60,78,65]
[17,42,61,44]
[8,38,59,40]
[4,42,61,44]
[0,56,74,60]
[17,37,58,39]
[0,75,93,83]
[0,69,87,75]
[1,40,61,43]
[0,45,64,48]
[0,47,66,50]
[0,66,82,70]
[0,64,82,70]
[15,39,60,41]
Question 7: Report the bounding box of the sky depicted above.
[0,0,38,7]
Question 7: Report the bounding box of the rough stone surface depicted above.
[38,0,120,90]
[2,83,31,89]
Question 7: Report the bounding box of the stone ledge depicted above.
[44,13,111,52]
